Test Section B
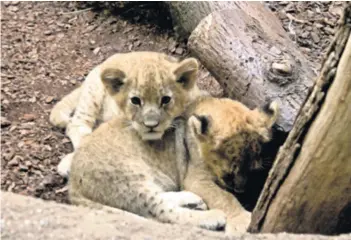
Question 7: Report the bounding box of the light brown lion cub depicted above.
[68,54,225,230]
[179,97,278,234]
[69,114,226,231]
[50,52,205,177]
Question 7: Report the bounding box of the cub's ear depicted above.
[188,115,210,140]
[173,58,199,90]
[261,101,279,128]
[101,68,126,95]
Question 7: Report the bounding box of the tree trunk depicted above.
[185,6,316,132]
[249,4,351,235]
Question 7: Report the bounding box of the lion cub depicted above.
[69,113,226,231]
[50,52,205,177]
[68,54,225,230]
[179,97,278,233]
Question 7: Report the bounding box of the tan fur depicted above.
[49,52,206,177]
[69,117,226,230]
[181,97,278,234]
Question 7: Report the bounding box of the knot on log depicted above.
[266,59,296,86]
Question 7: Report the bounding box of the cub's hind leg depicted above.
[50,87,81,129]
[65,67,106,150]
[57,152,74,178]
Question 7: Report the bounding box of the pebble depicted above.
[133,40,141,47]
[270,46,282,55]
[9,6,19,12]
[19,164,29,171]
[323,27,334,35]
[25,161,32,167]
[311,32,320,43]
[7,157,19,167]
[175,47,184,55]
[3,149,15,161]
[22,114,37,122]
[93,47,101,55]
[1,117,11,128]
[45,96,54,104]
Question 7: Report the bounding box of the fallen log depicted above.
[186,5,316,132]
[167,2,272,40]
[249,3,351,234]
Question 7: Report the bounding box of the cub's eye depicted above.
[131,97,141,106]
[161,96,171,105]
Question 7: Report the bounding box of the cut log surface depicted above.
[188,7,316,132]
[249,4,351,234]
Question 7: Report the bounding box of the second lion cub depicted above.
[179,97,278,233]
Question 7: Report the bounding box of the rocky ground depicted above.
[0,1,343,205]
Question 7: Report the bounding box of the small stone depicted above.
[315,23,324,29]
[272,61,292,75]
[3,149,15,161]
[29,96,36,103]
[89,40,96,45]
[133,40,141,47]
[168,39,177,53]
[278,1,289,6]
[25,160,32,167]
[1,117,11,128]
[175,47,184,55]
[269,46,281,55]
[22,113,36,121]
[93,47,100,55]
[19,164,28,171]
[307,10,314,18]
[301,47,312,54]
[8,157,20,167]
[41,175,55,187]
[9,6,19,12]
[301,32,309,38]
[311,32,320,43]
[44,30,52,36]
[323,27,335,35]
[45,96,54,104]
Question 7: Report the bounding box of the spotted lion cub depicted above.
[49,52,205,177]
[178,97,278,234]
[68,52,225,230]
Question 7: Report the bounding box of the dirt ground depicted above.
[1,2,343,204]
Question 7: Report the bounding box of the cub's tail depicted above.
[49,87,81,128]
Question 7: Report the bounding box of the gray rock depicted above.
[2,192,350,240]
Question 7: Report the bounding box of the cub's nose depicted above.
[143,120,159,128]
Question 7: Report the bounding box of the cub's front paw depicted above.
[199,209,226,231]
[158,191,208,210]
[176,191,208,210]
[226,211,251,234]
[57,152,75,178]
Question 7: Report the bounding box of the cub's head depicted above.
[188,98,279,193]
[101,52,199,140]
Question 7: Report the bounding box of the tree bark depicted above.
[186,6,316,132]
[249,3,351,234]
[166,2,259,39]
